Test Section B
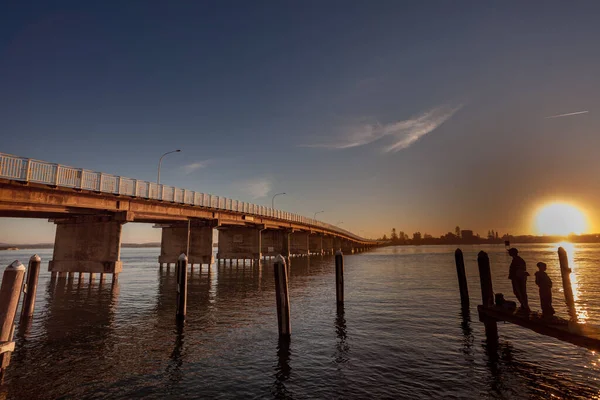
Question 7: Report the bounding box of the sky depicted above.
[2,1,600,243]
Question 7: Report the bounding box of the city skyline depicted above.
[3,2,600,243]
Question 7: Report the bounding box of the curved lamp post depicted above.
[313,210,324,220]
[272,192,286,209]
[157,149,181,185]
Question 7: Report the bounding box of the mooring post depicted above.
[477,251,497,338]
[454,249,470,307]
[21,255,41,320]
[477,251,494,307]
[274,254,291,336]
[176,253,188,320]
[558,247,577,320]
[335,250,344,305]
[0,260,26,377]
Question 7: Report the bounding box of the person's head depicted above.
[536,262,547,272]
[508,248,519,257]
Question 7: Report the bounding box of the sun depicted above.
[534,202,588,236]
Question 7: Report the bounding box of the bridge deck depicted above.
[478,305,600,351]
[0,152,377,245]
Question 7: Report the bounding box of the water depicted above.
[1,243,600,399]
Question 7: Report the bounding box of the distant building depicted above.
[460,230,474,240]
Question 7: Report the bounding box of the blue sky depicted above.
[2,1,600,242]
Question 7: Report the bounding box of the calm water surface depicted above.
[1,244,600,399]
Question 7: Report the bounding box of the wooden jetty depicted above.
[477,305,600,351]
[456,247,600,352]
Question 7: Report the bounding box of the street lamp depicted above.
[272,192,286,209]
[336,221,344,226]
[157,149,181,185]
[313,210,324,220]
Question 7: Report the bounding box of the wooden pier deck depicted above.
[478,305,600,351]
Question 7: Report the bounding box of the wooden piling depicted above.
[0,260,26,376]
[274,254,291,336]
[0,261,25,341]
[454,249,469,307]
[176,253,188,320]
[21,254,41,319]
[558,247,577,320]
[335,250,344,305]
[477,251,497,337]
[477,251,494,307]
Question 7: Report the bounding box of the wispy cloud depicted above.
[545,110,589,119]
[183,160,211,174]
[238,178,272,199]
[300,104,462,153]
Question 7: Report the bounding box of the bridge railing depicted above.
[0,152,373,242]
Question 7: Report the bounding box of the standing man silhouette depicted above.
[508,248,530,312]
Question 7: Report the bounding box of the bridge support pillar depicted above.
[290,231,309,257]
[217,226,262,261]
[261,229,291,259]
[341,240,354,254]
[333,237,342,252]
[48,216,123,276]
[323,236,334,255]
[309,234,324,256]
[158,221,214,266]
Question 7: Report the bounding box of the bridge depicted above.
[0,152,378,280]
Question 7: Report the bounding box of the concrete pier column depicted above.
[261,229,291,259]
[158,221,215,266]
[341,240,354,254]
[217,225,263,261]
[333,237,342,252]
[323,236,334,255]
[290,231,309,256]
[309,234,324,256]
[48,216,124,276]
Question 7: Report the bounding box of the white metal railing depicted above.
[0,152,373,242]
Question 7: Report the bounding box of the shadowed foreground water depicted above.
[1,244,600,399]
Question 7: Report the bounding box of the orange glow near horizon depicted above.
[534,203,589,236]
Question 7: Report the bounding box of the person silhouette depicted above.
[535,262,555,319]
[508,248,529,312]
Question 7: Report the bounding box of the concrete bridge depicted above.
[0,153,378,280]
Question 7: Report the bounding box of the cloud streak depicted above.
[238,178,272,199]
[183,160,211,174]
[545,110,589,119]
[300,105,462,153]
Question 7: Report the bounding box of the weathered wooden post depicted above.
[454,249,469,307]
[0,260,26,377]
[558,247,577,320]
[21,254,41,319]
[477,251,497,337]
[335,250,344,305]
[477,251,494,307]
[274,254,291,336]
[176,253,188,320]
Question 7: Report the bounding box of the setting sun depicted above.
[534,202,588,235]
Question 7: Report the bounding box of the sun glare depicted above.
[534,203,588,236]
